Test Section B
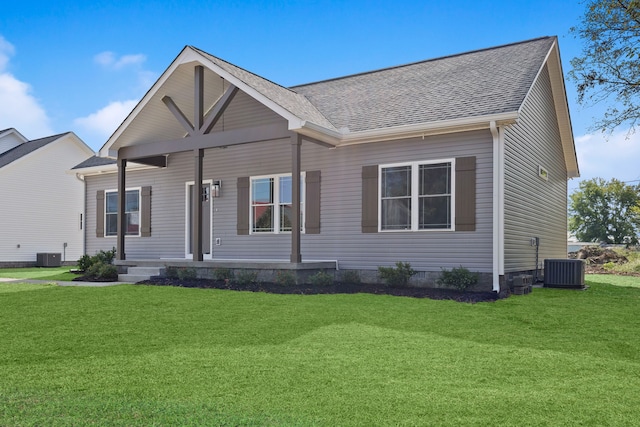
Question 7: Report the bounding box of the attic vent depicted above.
[543,259,585,289]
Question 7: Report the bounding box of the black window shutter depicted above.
[237,177,250,235]
[96,190,105,238]
[361,165,379,233]
[455,157,476,231]
[305,171,321,234]
[141,186,151,237]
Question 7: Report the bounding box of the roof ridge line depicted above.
[189,46,301,95]
[290,36,555,88]
[26,131,70,143]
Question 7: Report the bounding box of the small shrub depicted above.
[177,267,197,281]
[97,263,118,281]
[235,270,258,285]
[437,266,479,291]
[378,262,417,287]
[164,266,179,279]
[77,248,116,272]
[94,248,116,265]
[275,270,296,286]
[603,262,616,270]
[85,261,118,281]
[340,270,361,284]
[214,268,234,281]
[77,254,92,272]
[308,271,334,287]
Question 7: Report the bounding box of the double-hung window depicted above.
[380,159,453,231]
[105,188,141,237]
[250,174,305,233]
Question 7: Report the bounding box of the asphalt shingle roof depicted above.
[290,37,555,133]
[192,47,337,131]
[72,156,116,169]
[0,132,69,169]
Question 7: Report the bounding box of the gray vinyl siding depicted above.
[86,128,494,273]
[0,136,87,263]
[503,64,568,273]
[208,91,284,132]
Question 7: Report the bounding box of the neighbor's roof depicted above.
[0,132,70,169]
[72,155,116,169]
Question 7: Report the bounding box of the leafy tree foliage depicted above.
[569,0,640,133]
[569,178,640,244]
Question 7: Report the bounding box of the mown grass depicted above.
[0,266,76,281]
[0,277,639,426]
[587,273,640,288]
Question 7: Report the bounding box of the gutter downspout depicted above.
[75,173,87,258]
[490,121,505,293]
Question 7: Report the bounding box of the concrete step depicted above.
[127,266,163,276]
[118,266,163,283]
[118,274,155,283]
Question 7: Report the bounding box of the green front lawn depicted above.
[1,277,639,425]
[0,266,76,281]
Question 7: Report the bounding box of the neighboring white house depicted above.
[0,129,94,266]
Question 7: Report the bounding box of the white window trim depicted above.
[249,172,306,235]
[184,180,214,259]
[104,187,142,238]
[378,159,455,232]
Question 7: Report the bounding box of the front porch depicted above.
[115,259,338,284]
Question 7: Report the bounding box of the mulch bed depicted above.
[137,277,499,303]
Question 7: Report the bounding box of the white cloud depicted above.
[94,51,146,70]
[0,36,53,138]
[74,99,138,139]
[570,129,640,192]
[0,36,15,70]
[93,50,157,93]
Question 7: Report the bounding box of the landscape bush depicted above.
[235,270,258,285]
[308,271,334,286]
[177,267,197,281]
[437,266,479,291]
[339,270,361,284]
[275,270,296,286]
[77,248,118,281]
[214,268,234,281]
[378,262,416,287]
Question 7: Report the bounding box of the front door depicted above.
[186,180,212,259]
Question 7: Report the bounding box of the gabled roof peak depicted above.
[188,46,298,95]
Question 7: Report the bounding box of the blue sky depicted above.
[1,0,638,193]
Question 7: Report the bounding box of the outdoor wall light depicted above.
[213,180,221,197]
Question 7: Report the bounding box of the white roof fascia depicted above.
[0,128,28,143]
[295,121,341,146]
[68,161,158,176]
[301,112,519,146]
[517,39,579,179]
[66,132,97,158]
[547,42,580,178]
